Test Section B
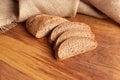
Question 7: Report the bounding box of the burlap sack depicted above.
[78,0,106,18]
[18,0,80,21]
[0,0,80,32]
[88,0,120,24]
[0,0,18,32]
[0,0,107,33]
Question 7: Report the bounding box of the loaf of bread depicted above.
[55,37,97,60]
[26,14,68,38]
[26,14,97,60]
[54,29,95,50]
[49,22,91,43]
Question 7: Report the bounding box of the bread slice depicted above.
[55,37,97,60]
[49,22,91,43]
[26,14,68,38]
[54,29,95,50]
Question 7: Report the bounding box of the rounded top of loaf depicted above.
[26,14,68,38]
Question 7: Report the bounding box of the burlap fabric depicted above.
[0,0,107,32]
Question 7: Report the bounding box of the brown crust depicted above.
[54,29,95,50]
[55,37,97,60]
[26,14,68,38]
[49,22,91,43]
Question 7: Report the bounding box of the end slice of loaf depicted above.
[26,14,68,38]
[54,29,95,50]
[55,37,97,60]
[49,22,91,43]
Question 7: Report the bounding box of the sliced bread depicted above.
[54,29,95,50]
[55,37,97,60]
[49,22,91,43]
[26,14,68,38]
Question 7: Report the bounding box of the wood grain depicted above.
[0,60,35,80]
[0,14,120,80]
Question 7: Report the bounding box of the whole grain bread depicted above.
[55,37,97,60]
[49,22,91,43]
[54,29,95,50]
[26,14,68,38]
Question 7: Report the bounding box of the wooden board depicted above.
[0,14,120,80]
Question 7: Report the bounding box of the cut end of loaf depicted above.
[55,37,97,60]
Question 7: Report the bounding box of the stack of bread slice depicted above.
[26,14,97,60]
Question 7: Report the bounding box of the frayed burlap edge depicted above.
[0,22,17,33]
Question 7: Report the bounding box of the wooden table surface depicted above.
[0,14,120,80]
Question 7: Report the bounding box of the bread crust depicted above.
[49,22,91,43]
[26,14,68,38]
[55,37,97,60]
[54,29,95,50]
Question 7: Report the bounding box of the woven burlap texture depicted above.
[0,0,106,32]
